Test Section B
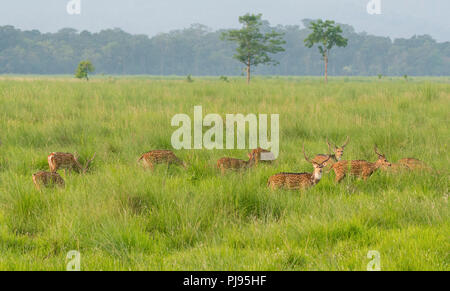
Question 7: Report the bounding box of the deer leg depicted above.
[335,173,345,183]
[34,182,40,191]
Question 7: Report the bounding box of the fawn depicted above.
[217,152,256,175]
[330,145,391,183]
[267,146,331,190]
[313,136,349,168]
[32,171,65,190]
[138,150,186,170]
[251,147,275,165]
[48,152,96,174]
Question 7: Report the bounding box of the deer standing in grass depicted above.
[267,146,330,191]
[32,171,65,190]
[313,136,349,168]
[217,152,256,175]
[48,152,96,174]
[330,145,391,183]
[251,147,275,165]
[138,150,186,171]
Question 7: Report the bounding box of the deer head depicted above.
[374,145,391,168]
[327,136,349,161]
[83,153,96,173]
[304,145,331,180]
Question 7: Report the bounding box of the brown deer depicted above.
[251,147,275,165]
[48,152,96,174]
[267,146,331,191]
[313,136,349,168]
[217,152,256,175]
[330,145,391,183]
[32,171,65,190]
[138,150,186,171]
[381,158,434,173]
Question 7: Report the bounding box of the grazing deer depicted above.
[217,152,256,175]
[138,150,186,171]
[381,157,434,173]
[32,171,65,190]
[330,145,391,183]
[251,147,275,165]
[48,152,96,174]
[313,136,349,168]
[398,158,433,171]
[267,146,331,191]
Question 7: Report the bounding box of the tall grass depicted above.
[0,77,448,270]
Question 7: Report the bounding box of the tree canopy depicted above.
[0,23,448,76]
[75,60,95,80]
[304,20,348,83]
[221,14,285,83]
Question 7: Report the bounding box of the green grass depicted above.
[0,76,448,270]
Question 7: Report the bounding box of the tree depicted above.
[75,60,95,80]
[221,14,285,84]
[304,20,348,83]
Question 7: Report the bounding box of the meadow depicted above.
[0,76,448,270]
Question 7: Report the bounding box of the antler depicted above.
[83,153,96,173]
[374,145,383,157]
[320,155,331,165]
[341,136,350,148]
[326,137,333,153]
[303,145,313,163]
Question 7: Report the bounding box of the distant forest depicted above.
[1,20,449,76]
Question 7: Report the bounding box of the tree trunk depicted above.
[246,63,251,85]
[324,53,328,84]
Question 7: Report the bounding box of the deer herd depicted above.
[32,137,434,192]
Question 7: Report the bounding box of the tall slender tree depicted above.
[304,20,348,83]
[221,14,285,84]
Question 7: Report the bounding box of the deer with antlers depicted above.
[313,136,349,168]
[330,145,391,183]
[217,152,256,175]
[48,152,96,174]
[267,146,331,191]
[32,171,65,190]
[138,150,186,171]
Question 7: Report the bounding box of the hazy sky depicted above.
[1,0,449,41]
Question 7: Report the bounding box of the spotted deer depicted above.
[381,157,434,173]
[138,150,186,171]
[313,136,349,168]
[217,152,256,175]
[48,152,96,174]
[251,147,275,165]
[267,146,331,191]
[330,145,391,183]
[32,171,65,190]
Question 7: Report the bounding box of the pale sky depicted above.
[1,0,449,41]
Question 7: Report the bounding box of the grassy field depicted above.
[0,76,448,271]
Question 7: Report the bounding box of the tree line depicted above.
[0,19,449,76]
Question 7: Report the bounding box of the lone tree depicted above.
[221,14,285,84]
[304,20,348,83]
[75,60,95,81]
